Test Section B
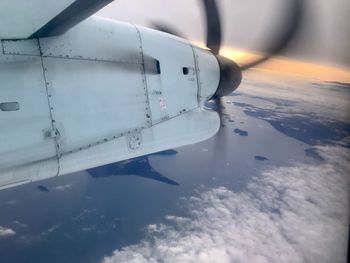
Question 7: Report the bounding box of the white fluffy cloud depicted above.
[102,146,349,263]
[0,227,16,237]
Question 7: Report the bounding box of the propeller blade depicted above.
[201,0,222,55]
[240,0,303,71]
[149,22,185,39]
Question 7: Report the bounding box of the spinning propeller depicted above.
[151,0,304,159]
[152,0,303,113]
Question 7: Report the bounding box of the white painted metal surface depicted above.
[39,18,143,64]
[0,52,58,169]
[0,48,59,189]
[38,18,151,154]
[0,16,221,190]
[193,47,221,100]
[139,26,199,122]
[43,58,149,154]
[59,108,220,176]
[0,0,75,39]
[2,39,40,56]
[0,159,59,190]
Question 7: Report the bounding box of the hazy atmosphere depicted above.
[0,1,349,263]
[98,0,350,68]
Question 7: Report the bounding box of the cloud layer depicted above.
[102,146,349,263]
[0,227,16,237]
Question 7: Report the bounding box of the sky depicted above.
[98,0,350,69]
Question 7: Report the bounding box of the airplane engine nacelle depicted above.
[0,17,221,190]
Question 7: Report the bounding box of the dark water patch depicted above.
[254,156,269,161]
[233,102,254,108]
[233,95,295,108]
[233,129,249,136]
[305,148,326,162]
[222,114,231,119]
[243,105,350,146]
[251,96,296,107]
[313,81,350,92]
[37,185,49,193]
[325,81,350,90]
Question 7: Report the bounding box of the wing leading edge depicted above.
[0,0,113,40]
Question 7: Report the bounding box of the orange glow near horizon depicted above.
[194,42,350,83]
[218,47,350,83]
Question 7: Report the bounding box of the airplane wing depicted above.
[0,0,113,40]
